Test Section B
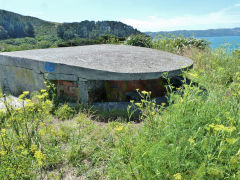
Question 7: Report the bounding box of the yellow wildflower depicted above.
[40,89,47,93]
[115,125,124,132]
[0,150,7,156]
[209,124,236,133]
[17,145,24,150]
[0,129,6,136]
[42,92,48,97]
[34,150,45,166]
[36,95,44,99]
[30,144,38,152]
[179,98,183,103]
[26,102,34,108]
[135,103,142,107]
[188,138,195,145]
[174,173,182,180]
[189,72,197,77]
[18,94,25,99]
[39,129,46,136]
[141,90,148,95]
[21,150,28,155]
[23,91,29,95]
[25,99,31,103]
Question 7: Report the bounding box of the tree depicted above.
[0,26,9,39]
[56,21,142,40]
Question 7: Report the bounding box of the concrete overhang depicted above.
[0,44,193,81]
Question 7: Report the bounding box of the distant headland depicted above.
[145,27,240,38]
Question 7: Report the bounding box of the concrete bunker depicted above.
[0,44,193,105]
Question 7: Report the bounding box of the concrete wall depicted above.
[0,63,45,95]
[0,55,167,103]
[0,56,105,103]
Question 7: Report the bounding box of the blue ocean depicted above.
[197,36,240,51]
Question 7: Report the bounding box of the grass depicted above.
[0,38,240,179]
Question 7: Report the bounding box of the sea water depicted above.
[198,36,240,51]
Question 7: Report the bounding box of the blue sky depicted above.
[1,0,240,31]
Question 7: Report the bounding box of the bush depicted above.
[105,47,240,179]
[125,34,153,48]
[54,104,76,120]
[153,34,210,54]
[0,90,59,178]
[233,49,240,57]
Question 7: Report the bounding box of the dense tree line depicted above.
[57,21,141,40]
[0,10,142,42]
[0,25,8,39]
[0,9,144,51]
[0,10,59,40]
[0,10,35,39]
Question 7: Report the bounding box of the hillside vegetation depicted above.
[146,27,240,38]
[0,10,141,41]
[0,34,239,179]
[57,21,141,40]
[0,10,56,40]
[0,10,142,52]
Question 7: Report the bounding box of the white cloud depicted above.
[121,6,240,31]
[234,3,240,7]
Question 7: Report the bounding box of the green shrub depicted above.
[105,47,240,179]
[125,34,153,48]
[54,104,76,121]
[233,49,240,57]
[0,90,61,179]
[153,34,210,54]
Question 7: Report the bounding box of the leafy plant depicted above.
[54,104,76,121]
[153,34,210,54]
[125,34,153,48]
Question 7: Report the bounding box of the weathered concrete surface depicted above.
[0,44,193,81]
[0,64,45,95]
[0,45,193,103]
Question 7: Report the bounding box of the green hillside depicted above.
[146,27,240,38]
[57,21,141,40]
[0,9,141,41]
[0,10,57,39]
[0,9,143,52]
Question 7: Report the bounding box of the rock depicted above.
[0,95,25,111]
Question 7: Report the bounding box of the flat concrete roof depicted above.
[0,44,193,80]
